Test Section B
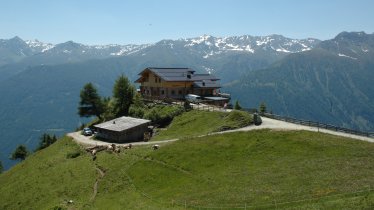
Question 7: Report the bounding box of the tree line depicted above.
[78,74,135,121]
[1,133,58,173]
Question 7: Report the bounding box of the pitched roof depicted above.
[136,67,219,82]
[94,116,150,132]
[193,80,221,88]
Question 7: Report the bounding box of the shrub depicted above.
[10,145,29,161]
[128,106,145,118]
[216,110,253,131]
[143,105,184,126]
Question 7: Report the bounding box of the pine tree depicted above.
[234,100,242,110]
[78,83,104,119]
[0,160,3,173]
[259,102,267,114]
[132,93,145,108]
[129,93,145,118]
[113,75,135,117]
[11,145,29,161]
[35,133,58,151]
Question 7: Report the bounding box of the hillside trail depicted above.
[68,116,373,148]
[90,165,105,202]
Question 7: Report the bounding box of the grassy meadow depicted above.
[0,128,373,209]
[152,110,253,141]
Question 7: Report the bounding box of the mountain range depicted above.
[226,31,374,130]
[0,32,372,169]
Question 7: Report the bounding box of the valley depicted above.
[0,32,373,170]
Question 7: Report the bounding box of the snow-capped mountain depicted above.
[318,31,374,60]
[25,39,55,53]
[0,35,320,67]
[151,34,320,59]
[24,39,152,57]
[0,36,152,67]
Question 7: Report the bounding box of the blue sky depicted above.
[0,0,373,44]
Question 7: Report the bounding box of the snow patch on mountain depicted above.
[276,48,291,53]
[110,44,152,56]
[202,66,215,74]
[25,40,55,52]
[256,37,274,46]
[338,53,357,60]
[182,34,319,59]
[361,47,369,52]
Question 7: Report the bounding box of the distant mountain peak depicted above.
[25,39,55,52]
[334,31,369,41]
[318,31,373,60]
[166,34,321,58]
[9,36,24,42]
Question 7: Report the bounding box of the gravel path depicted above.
[218,117,374,143]
[68,117,373,147]
[67,132,178,147]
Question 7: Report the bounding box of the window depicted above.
[161,90,165,95]
[171,90,175,95]
[155,77,157,83]
[178,90,182,95]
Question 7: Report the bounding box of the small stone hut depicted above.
[94,116,151,143]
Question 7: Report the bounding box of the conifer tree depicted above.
[11,145,29,161]
[259,102,267,114]
[128,93,145,118]
[113,75,135,117]
[35,133,58,151]
[78,83,104,119]
[234,100,242,110]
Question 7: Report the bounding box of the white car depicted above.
[82,128,93,136]
[185,94,202,104]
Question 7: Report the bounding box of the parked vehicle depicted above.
[185,94,202,104]
[253,113,262,126]
[82,127,93,136]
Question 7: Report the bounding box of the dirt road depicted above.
[68,117,373,147]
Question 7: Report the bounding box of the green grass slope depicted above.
[1,130,373,209]
[131,130,374,209]
[0,137,97,210]
[152,110,253,141]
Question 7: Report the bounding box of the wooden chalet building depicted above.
[135,67,227,102]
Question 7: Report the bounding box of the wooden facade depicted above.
[135,67,219,100]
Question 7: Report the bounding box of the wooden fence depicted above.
[142,96,373,138]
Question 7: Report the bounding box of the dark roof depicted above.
[136,67,219,82]
[193,80,221,88]
[192,74,219,81]
[94,116,150,132]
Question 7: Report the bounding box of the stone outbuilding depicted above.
[93,116,151,143]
